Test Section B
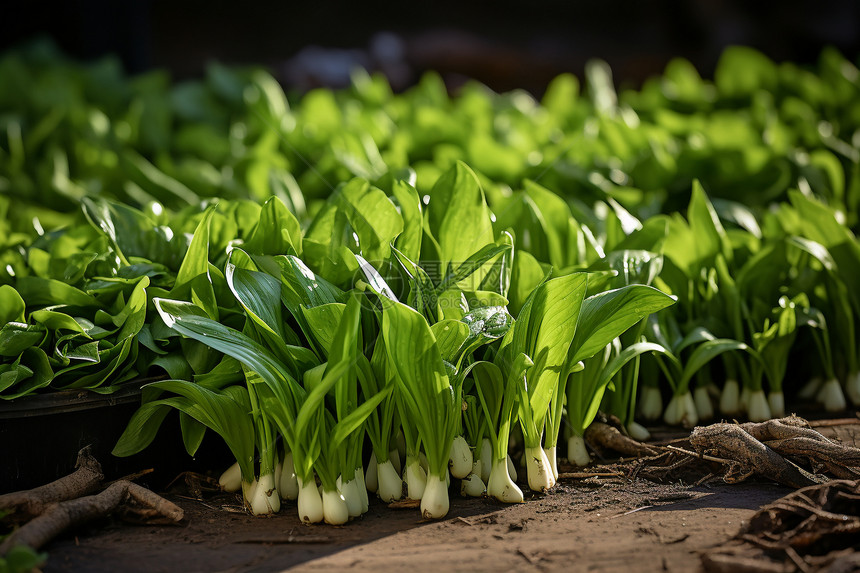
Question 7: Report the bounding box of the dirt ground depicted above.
[36,421,860,573]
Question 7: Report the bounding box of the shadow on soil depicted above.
[44,490,510,573]
[643,483,788,513]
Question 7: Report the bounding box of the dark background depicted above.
[2,0,859,93]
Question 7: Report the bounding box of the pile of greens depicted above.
[2,41,859,521]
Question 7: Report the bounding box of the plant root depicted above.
[690,416,860,488]
[0,480,183,555]
[703,479,860,573]
[689,423,822,489]
[585,421,657,459]
[0,447,103,523]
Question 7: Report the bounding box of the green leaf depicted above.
[0,323,47,357]
[0,285,25,324]
[301,303,346,357]
[427,161,494,269]
[174,207,214,288]
[334,178,403,262]
[570,285,676,366]
[391,179,423,262]
[381,298,455,474]
[391,246,438,322]
[431,319,470,365]
[508,250,547,317]
[435,242,512,295]
[244,196,303,256]
[154,297,304,417]
[508,273,588,444]
[678,339,750,393]
[144,380,255,480]
[16,276,103,309]
[112,401,172,457]
[271,254,346,311]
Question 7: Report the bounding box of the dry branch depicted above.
[0,480,183,554]
[0,447,103,523]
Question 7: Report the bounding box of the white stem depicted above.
[543,446,558,482]
[664,391,699,427]
[693,386,714,421]
[639,385,663,421]
[479,439,492,483]
[420,474,450,519]
[278,452,299,501]
[339,476,362,518]
[567,434,590,466]
[365,451,378,493]
[846,372,860,406]
[448,435,473,479]
[524,446,554,492]
[376,458,402,502]
[460,471,486,497]
[663,394,680,426]
[506,455,518,482]
[626,421,651,442]
[798,377,823,400]
[719,379,740,416]
[355,466,369,513]
[404,455,427,500]
[297,476,323,524]
[487,457,524,503]
[746,389,772,422]
[241,479,256,512]
[768,391,785,418]
[683,391,699,427]
[219,462,242,492]
[322,488,349,525]
[249,473,280,515]
[818,378,847,412]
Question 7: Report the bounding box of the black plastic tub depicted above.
[0,380,232,493]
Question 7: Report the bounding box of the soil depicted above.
[35,420,860,573]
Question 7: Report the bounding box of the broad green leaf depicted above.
[0,323,47,357]
[0,285,25,324]
[301,303,346,357]
[16,277,103,309]
[29,310,90,334]
[427,161,494,269]
[508,250,546,317]
[244,196,302,256]
[431,319,470,365]
[335,178,403,262]
[112,401,172,456]
[570,285,676,365]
